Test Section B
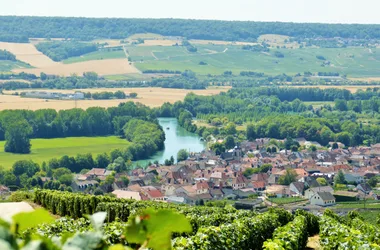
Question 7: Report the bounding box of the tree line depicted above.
[0,102,156,140]
[154,87,380,146]
[0,49,16,61]
[0,72,208,90]
[1,16,379,43]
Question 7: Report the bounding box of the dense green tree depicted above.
[367,176,378,187]
[12,160,40,177]
[246,124,256,141]
[96,153,111,168]
[278,169,297,185]
[334,170,346,185]
[3,172,17,186]
[4,119,32,154]
[177,149,189,162]
[224,135,236,149]
[316,177,327,186]
[334,99,348,111]
[224,122,237,135]
[210,142,225,155]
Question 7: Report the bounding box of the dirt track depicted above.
[0,202,34,220]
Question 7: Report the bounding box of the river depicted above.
[135,118,206,166]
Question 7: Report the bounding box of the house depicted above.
[112,190,142,201]
[210,188,224,199]
[310,192,336,206]
[301,176,320,189]
[141,187,165,201]
[194,181,209,194]
[265,185,291,198]
[356,183,372,195]
[234,188,256,198]
[305,186,334,199]
[72,180,98,191]
[250,181,266,192]
[86,168,112,180]
[289,182,305,196]
[232,174,248,190]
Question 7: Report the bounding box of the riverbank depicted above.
[135,118,206,166]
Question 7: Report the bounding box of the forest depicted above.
[35,41,98,61]
[155,87,380,147]
[0,16,379,42]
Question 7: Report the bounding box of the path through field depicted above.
[0,202,34,221]
[0,42,58,68]
[123,45,142,74]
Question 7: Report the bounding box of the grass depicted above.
[124,45,380,77]
[304,101,334,108]
[335,200,380,209]
[268,197,307,205]
[0,60,32,72]
[0,136,130,169]
[360,211,380,225]
[62,50,126,64]
[104,73,152,81]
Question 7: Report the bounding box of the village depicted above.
[49,137,379,211]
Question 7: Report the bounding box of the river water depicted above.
[135,118,206,166]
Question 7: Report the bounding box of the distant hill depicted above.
[0,16,379,43]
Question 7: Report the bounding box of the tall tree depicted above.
[177,149,189,162]
[334,170,346,185]
[4,119,32,154]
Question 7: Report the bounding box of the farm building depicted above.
[22,91,85,100]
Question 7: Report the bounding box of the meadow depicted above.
[0,136,130,168]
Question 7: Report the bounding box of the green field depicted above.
[0,60,32,72]
[335,200,380,209]
[123,45,380,77]
[63,50,126,64]
[0,136,130,168]
[104,73,152,81]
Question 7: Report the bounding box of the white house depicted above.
[310,192,336,206]
[305,186,334,199]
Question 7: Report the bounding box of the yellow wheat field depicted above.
[0,42,140,76]
[12,59,140,76]
[0,87,231,111]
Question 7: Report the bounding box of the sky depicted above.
[1,0,380,24]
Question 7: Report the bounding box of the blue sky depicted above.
[1,0,379,24]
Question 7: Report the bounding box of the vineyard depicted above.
[1,189,379,249]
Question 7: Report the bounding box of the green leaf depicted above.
[124,209,192,250]
[124,216,147,246]
[87,212,107,231]
[12,208,55,232]
[62,232,104,250]
[0,240,13,250]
